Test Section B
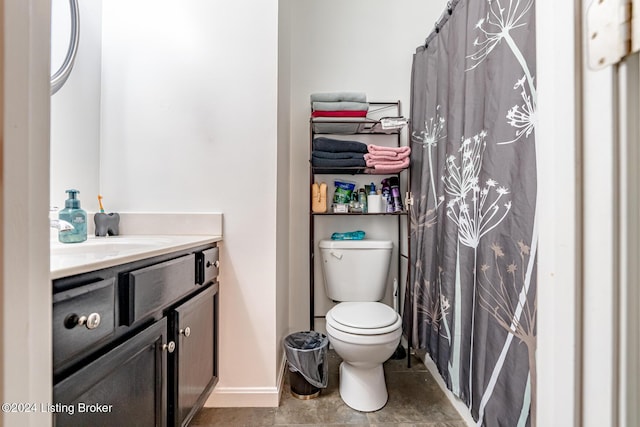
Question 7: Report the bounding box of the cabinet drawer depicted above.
[197,247,219,285]
[53,278,116,371]
[121,254,196,326]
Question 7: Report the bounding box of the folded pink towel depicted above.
[364,153,404,162]
[367,144,411,157]
[365,156,410,169]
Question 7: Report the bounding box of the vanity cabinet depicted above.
[52,242,219,427]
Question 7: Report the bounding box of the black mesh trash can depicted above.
[283,331,329,399]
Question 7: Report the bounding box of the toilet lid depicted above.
[327,302,401,335]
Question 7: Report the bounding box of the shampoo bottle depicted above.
[58,189,87,243]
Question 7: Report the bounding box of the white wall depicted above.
[50,0,102,210]
[100,0,282,406]
[277,0,292,380]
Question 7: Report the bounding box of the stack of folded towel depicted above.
[310,92,369,118]
[311,137,368,171]
[364,144,411,174]
[311,92,369,134]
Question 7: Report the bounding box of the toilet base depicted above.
[339,361,388,412]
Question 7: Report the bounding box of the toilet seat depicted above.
[326,302,401,336]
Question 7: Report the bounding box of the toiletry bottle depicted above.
[389,176,404,212]
[58,189,87,243]
[381,179,392,212]
[358,188,367,213]
[349,190,360,212]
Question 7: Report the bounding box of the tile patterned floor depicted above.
[191,350,466,427]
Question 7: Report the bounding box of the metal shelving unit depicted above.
[308,101,412,335]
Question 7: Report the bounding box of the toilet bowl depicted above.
[325,302,402,412]
[319,239,401,412]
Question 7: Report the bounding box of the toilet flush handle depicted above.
[330,250,343,260]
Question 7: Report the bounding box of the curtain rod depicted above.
[423,0,461,48]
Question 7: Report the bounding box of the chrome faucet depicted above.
[50,218,74,232]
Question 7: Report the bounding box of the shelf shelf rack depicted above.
[308,101,412,336]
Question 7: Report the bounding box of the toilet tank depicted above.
[318,239,393,302]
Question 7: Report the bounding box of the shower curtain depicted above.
[405,1,536,426]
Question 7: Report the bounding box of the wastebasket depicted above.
[283,331,329,399]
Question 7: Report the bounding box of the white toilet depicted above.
[319,239,402,412]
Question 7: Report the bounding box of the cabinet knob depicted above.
[180,327,191,337]
[65,313,101,330]
[206,260,220,268]
[162,341,176,353]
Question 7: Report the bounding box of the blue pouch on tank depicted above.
[330,230,365,240]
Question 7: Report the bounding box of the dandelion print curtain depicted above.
[405,0,537,426]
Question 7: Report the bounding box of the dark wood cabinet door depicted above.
[54,319,169,427]
[170,283,218,427]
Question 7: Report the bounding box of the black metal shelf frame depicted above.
[308,101,413,366]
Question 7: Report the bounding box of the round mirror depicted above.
[50,0,80,95]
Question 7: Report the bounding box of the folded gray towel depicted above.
[311,156,366,168]
[310,92,367,103]
[313,137,368,153]
[312,101,369,112]
[312,150,366,160]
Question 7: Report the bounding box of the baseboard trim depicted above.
[204,356,287,408]
[277,352,287,401]
[418,351,476,427]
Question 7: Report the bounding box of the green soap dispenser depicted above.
[58,189,87,243]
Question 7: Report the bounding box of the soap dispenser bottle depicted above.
[58,189,87,243]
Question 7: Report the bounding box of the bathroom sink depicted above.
[50,236,173,256]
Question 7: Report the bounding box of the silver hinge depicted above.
[405,192,414,207]
[587,0,638,70]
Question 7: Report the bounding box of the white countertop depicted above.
[50,235,222,280]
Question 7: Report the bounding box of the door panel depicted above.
[171,284,218,427]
